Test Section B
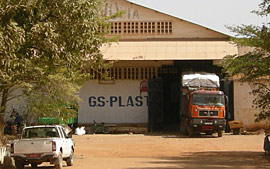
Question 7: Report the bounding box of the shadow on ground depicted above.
[127,151,270,169]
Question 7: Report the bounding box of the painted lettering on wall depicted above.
[89,96,148,107]
[103,2,140,19]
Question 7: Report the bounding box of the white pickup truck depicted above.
[11,125,74,169]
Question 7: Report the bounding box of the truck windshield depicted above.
[21,127,59,139]
[192,94,225,106]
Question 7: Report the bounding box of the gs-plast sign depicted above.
[89,96,148,107]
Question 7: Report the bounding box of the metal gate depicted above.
[148,78,164,132]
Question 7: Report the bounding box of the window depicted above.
[21,127,60,139]
[90,67,158,80]
[58,127,64,138]
[192,94,225,106]
[108,21,172,35]
[61,128,68,138]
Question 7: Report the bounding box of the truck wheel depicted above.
[66,149,74,166]
[188,127,194,137]
[31,163,38,168]
[15,160,24,169]
[55,151,63,169]
[218,130,223,137]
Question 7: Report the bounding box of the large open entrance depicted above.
[148,60,234,132]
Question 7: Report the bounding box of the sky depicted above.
[127,0,268,36]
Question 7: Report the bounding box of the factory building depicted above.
[78,0,239,131]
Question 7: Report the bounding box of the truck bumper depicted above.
[13,153,56,164]
[190,118,226,132]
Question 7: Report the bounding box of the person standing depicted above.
[14,109,22,134]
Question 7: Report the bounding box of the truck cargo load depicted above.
[182,72,220,89]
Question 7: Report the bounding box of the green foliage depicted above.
[252,82,270,122]
[221,52,270,82]
[24,73,80,124]
[0,0,119,123]
[220,0,270,123]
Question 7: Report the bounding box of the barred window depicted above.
[90,67,158,80]
[110,22,122,34]
[158,67,178,76]
[157,22,172,34]
[108,21,172,35]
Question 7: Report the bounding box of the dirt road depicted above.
[28,133,270,169]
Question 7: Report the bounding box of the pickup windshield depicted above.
[192,94,225,106]
[21,127,60,139]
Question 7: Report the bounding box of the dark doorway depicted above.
[148,78,164,132]
[220,79,234,132]
[220,80,234,121]
[148,66,181,132]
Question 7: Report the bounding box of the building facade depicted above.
[78,0,239,130]
[3,0,261,130]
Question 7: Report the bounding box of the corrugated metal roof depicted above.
[101,41,238,60]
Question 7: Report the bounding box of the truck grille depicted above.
[199,110,218,117]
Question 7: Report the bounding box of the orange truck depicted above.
[180,72,226,137]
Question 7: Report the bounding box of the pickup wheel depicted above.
[15,160,24,169]
[55,151,63,169]
[66,149,74,166]
[31,163,38,168]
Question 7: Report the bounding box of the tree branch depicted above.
[253,82,270,91]
[7,94,24,102]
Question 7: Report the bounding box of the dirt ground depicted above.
[23,132,270,169]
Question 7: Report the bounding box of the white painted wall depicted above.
[234,81,263,128]
[78,80,148,124]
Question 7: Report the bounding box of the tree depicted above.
[0,0,118,139]
[220,0,270,124]
[22,73,80,125]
